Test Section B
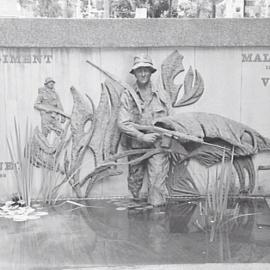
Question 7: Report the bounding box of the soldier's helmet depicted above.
[44,77,55,85]
[130,55,157,74]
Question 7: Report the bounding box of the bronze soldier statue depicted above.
[118,55,171,206]
[34,77,66,137]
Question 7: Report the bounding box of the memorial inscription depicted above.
[0,54,53,64]
[242,52,270,87]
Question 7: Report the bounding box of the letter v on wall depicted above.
[261,77,270,86]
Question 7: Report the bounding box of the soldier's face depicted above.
[134,67,152,86]
[47,82,55,89]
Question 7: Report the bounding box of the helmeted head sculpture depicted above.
[130,55,157,74]
[44,77,55,86]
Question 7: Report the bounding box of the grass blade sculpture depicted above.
[7,119,34,206]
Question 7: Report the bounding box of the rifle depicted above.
[134,123,202,142]
[34,104,70,119]
[133,124,231,151]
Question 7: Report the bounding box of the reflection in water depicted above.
[55,198,270,264]
[1,198,269,268]
[167,199,260,263]
[168,202,197,233]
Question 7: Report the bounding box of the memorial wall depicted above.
[0,18,270,200]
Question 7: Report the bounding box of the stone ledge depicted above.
[0,18,270,47]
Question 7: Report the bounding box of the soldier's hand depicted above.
[142,133,160,143]
[60,115,66,123]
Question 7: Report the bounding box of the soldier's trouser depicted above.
[128,154,146,199]
[147,153,169,206]
[128,153,169,206]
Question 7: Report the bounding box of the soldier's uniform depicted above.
[34,78,64,136]
[118,58,171,205]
